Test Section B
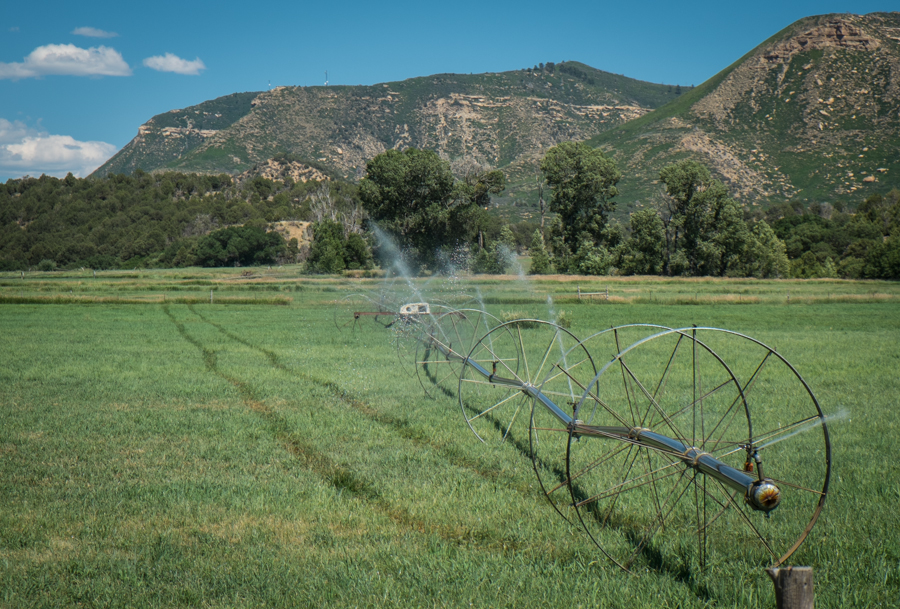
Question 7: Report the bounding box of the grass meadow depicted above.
[1,268,898,607]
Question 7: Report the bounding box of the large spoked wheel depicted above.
[415,308,501,399]
[523,323,597,521]
[391,300,454,378]
[532,325,668,524]
[458,320,595,522]
[392,313,424,377]
[564,327,830,571]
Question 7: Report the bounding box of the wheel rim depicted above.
[458,319,596,521]
[415,307,501,399]
[533,325,671,526]
[564,327,830,571]
[525,323,596,521]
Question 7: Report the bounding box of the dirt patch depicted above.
[268,221,311,246]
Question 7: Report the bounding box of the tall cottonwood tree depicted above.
[359,148,501,271]
[658,160,747,276]
[654,160,788,277]
[540,141,621,272]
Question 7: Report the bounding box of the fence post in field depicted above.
[210,290,213,304]
[766,567,814,609]
[577,286,581,300]
[605,286,609,300]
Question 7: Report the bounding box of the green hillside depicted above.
[94,62,680,208]
[95,13,900,217]
[590,12,900,211]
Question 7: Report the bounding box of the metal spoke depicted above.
[575,464,684,508]
[620,359,691,447]
[624,470,693,569]
[650,378,735,431]
[555,365,633,428]
[614,329,639,427]
[517,324,531,382]
[706,351,773,451]
[713,479,779,560]
[465,390,522,423]
[502,394,527,441]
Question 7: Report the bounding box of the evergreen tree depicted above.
[472,224,515,274]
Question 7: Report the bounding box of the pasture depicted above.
[1,268,898,607]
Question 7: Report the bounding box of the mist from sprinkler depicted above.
[757,408,849,451]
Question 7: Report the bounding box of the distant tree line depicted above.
[761,191,900,279]
[520,148,899,280]
[557,63,597,85]
[2,145,898,280]
[0,169,357,270]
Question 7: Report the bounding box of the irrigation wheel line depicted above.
[340,292,833,573]
[457,320,601,522]
[532,325,676,526]
[560,327,831,572]
[414,307,503,399]
[333,292,399,333]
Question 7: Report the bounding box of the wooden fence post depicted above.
[577,286,581,300]
[766,567,814,609]
[210,290,213,304]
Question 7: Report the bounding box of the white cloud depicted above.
[0,44,131,79]
[0,119,118,178]
[143,53,205,75]
[72,26,119,38]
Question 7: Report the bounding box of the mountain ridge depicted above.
[95,12,900,215]
[93,62,680,195]
[592,12,900,208]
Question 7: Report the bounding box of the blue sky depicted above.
[0,1,894,181]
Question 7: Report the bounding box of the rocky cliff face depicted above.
[97,14,899,212]
[93,64,675,202]
[237,159,328,184]
[595,12,900,208]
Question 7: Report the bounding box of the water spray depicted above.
[334,271,830,574]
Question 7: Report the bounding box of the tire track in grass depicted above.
[188,305,544,496]
[164,304,528,552]
[184,307,723,582]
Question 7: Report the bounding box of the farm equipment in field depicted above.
[343,299,831,572]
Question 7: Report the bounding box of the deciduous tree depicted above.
[540,142,621,272]
[360,149,501,271]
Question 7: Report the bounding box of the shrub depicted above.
[500,311,539,328]
[555,310,572,329]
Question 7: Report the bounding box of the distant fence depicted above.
[576,285,609,301]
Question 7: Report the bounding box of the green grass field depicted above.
[1,268,898,607]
